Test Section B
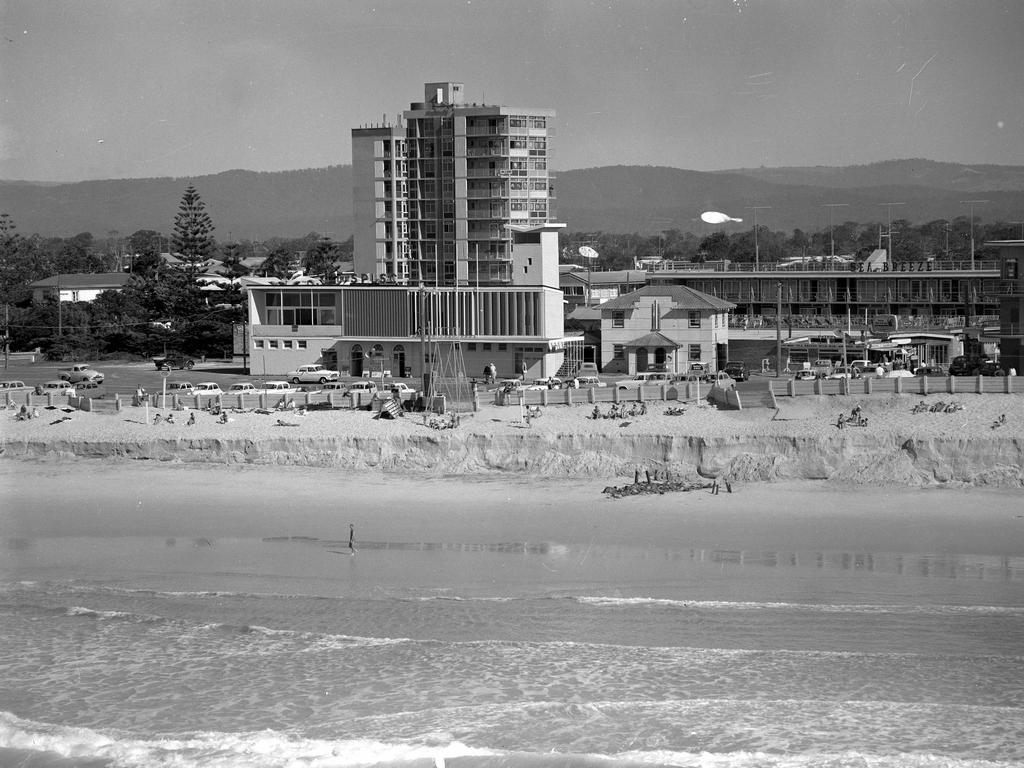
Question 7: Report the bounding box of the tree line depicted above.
[0,186,352,361]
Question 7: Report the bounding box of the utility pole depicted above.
[822,203,848,259]
[776,281,783,377]
[877,202,905,266]
[960,199,988,270]
[746,206,771,271]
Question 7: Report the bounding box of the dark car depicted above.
[153,355,195,371]
[949,355,1002,376]
[723,361,748,382]
[977,360,1006,376]
[913,365,947,377]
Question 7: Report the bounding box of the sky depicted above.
[1,0,1022,182]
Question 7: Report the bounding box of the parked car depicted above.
[286,364,340,384]
[723,361,748,382]
[58,363,104,384]
[618,372,671,389]
[792,369,817,382]
[383,382,417,396]
[977,360,1006,376]
[227,383,259,395]
[152,355,195,371]
[687,363,711,380]
[0,380,29,390]
[76,379,103,391]
[827,365,855,380]
[574,375,606,388]
[321,382,349,392]
[913,365,947,377]
[259,381,297,394]
[345,381,378,396]
[526,377,563,390]
[884,368,915,378]
[193,382,224,396]
[166,381,195,394]
[42,380,76,395]
[497,379,523,393]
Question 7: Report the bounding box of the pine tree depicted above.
[171,185,215,276]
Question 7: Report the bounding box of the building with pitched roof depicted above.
[28,272,131,303]
[597,285,735,375]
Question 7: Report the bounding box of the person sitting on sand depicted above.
[153,413,162,425]
[836,413,845,430]
[186,412,196,426]
[165,414,175,424]
[218,411,229,424]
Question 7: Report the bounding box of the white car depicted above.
[617,372,670,390]
[526,377,563,390]
[42,380,76,395]
[286,364,340,385]
[574,375,606,388]
[193,382,224,396]
[383,382,416,396]
[345,381,378,395]
[0,380,29,390]
[259,381,297,394]
[227,383,259,395]
[884,369,915,378]
[166,381,195,394]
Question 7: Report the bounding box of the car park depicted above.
[286,364,340,384]
[152,355,195,371]
[58,363,104,384]
[193,382,224,396]
[723,361,748,382]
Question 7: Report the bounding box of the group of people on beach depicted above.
[835,405,868,429]
[591,402,648,420]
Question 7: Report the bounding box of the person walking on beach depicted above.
[348,523,357,554]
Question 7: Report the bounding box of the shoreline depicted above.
[2,391,1022,487]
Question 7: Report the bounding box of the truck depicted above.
[58,363,104,384]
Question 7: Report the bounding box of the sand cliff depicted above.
[3,392,1022,487]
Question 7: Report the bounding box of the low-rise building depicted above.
[29,272,131,303]
[597,285,735,375]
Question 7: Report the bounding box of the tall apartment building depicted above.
[352,82,555,287]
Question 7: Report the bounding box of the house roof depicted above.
[597,284,735,311]
[624,331,686,348]
[29,272,132,289]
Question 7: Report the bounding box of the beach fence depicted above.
[769,375,1019,400]
[493,381,742,409]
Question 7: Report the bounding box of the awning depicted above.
[547,336,584,351]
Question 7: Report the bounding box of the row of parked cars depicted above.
[160,379,415,398]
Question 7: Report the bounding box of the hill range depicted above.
[2,159,1024,240]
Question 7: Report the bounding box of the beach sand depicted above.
[2,390,1022,485]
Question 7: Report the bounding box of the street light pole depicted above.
[877,202,905,267]
[746,206,771,270]
[960,199,988,270]
[822,203,848,259]
[775,281,783,377]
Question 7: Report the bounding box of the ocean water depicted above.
[1,464,1022,768]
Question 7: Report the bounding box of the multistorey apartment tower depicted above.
[352,82,555,287]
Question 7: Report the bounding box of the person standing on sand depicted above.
[348,523,356,554]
